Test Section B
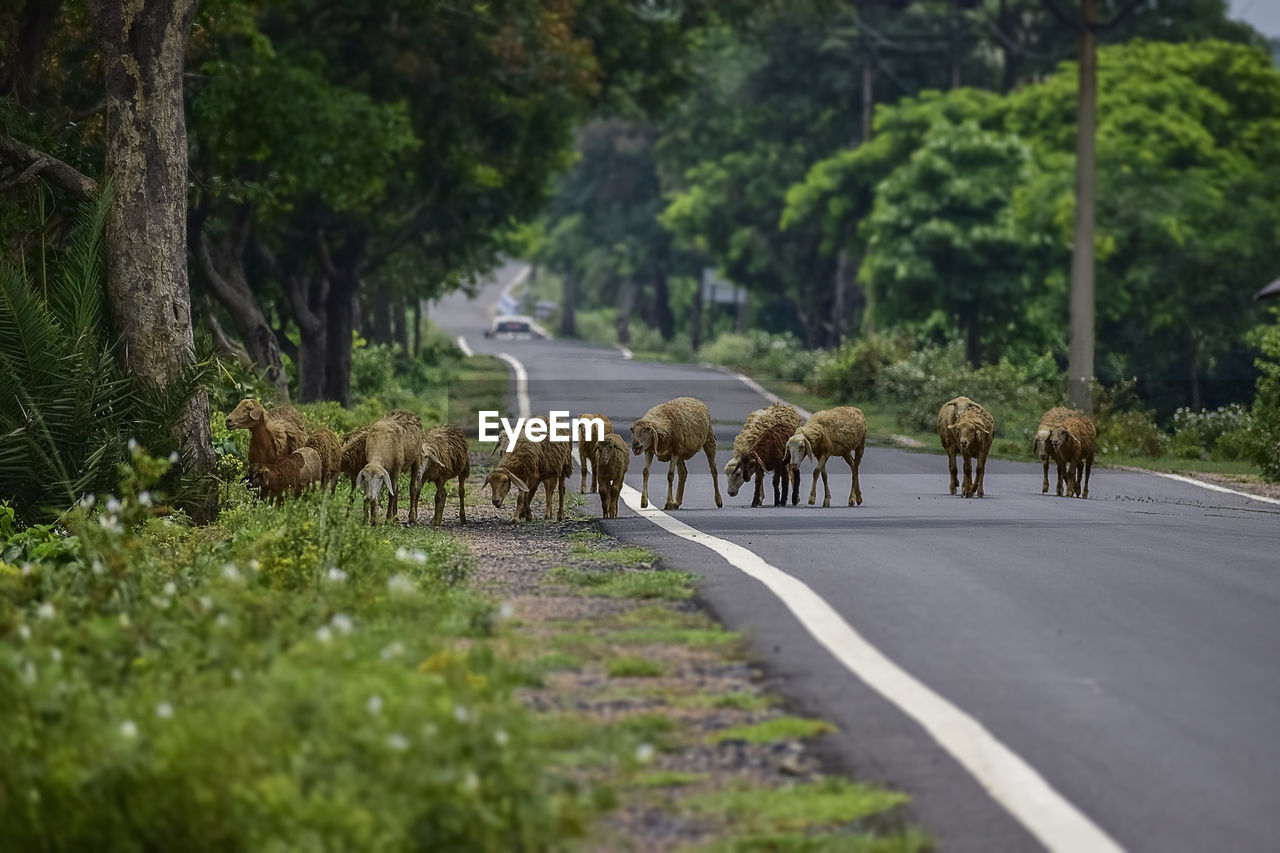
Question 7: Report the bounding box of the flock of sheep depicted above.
[226,391,1098,526]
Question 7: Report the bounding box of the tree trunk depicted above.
[690,274,703,353]
[194,218,290,402]
[412,298,422,357]
[391,293,408,351]
[1067,0,1097,412]
[85,0,213,513]
[560,275,578,337]
[1188,334,1202,412]
[616,277,636,345]
[371,281,392,345]
[0,0,64,104]
[735,289,749,333]
[652,263,674,341]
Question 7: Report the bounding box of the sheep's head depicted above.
[246,465,271,497]
[484,469,529,508]
[785,433,811,470]
[226,398,263,430]
[949,421,989,452]
[1033,428,1050,461]
[356,463,394,504]
[740,452,764,484]
[630,420,656,455]
[725,458,745,497]
[417,443,447,479]
[1047,425,1074,455]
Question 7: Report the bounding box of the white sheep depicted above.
[785,407,867,507]
[355,411,423,525]
[630,397,722,510]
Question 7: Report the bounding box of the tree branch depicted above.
[0,132,98,197]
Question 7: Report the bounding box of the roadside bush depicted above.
[1248,313,1280,481]
[1168,404,1258,461]
[0,451,595,850]
[700,332,807,379]
[804,333,914,399]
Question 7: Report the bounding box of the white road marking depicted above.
[1140,470,1280,506]
[456,335,474,357]
[494,349,1122,853]
[727,369,811,419]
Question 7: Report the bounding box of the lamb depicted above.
[411,424,470,526]
[630,397,722,510]
[225,398,308,467]
[247,447,322,506]
[1033,406,1075,495]
[785,407,867,507]
[304,427,342,493]
[593,433,630,519]
[355,411,423,525]
[725,402,803,499]
[576,413,614,493]
[738,422,795,508]
[484,429,571,522]
[937,397,994,498]
[1048,413,1096,499]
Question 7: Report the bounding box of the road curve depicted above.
[430,267,1280,853]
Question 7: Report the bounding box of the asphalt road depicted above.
[431,266,1280,852]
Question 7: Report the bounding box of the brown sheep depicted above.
[247,447,322,506]
[593,433,630,519]
[739,422,795,508]
[411,424,470,526]
[226,399,307,468]
[937,397,994,498]
[577,413,614,493]
[483,432,570,522]
[304,427,342,493]
[338,423,371,510]
[354,412,422,525]
[1048,414,1096,499]
[630,397,722,510]
[725,403,803,498]
[785,407,867,507]
[1033,407,1075,496]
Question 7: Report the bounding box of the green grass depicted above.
[683,692,776,712]
[608,657,667,678]
[568,542,658,565]
[547,566,696,600]
[683,778,909,834]
[686,827,933,853]
[635,771,710,788]
[708,716,836,744]
[530,652,583,671]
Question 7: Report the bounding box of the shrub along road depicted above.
[433,268,1280,853]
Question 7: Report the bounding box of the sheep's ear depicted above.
[947,424,958,431]
[509,473,529,493]
[383,472,395,497]
[249,405,263,422]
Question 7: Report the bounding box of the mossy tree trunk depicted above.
[85,0,214,514]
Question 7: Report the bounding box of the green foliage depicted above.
[547,567,694,600]
[684,778,908,835]
[709,716,835,745]
[0,195,211,524]
[607,657,666,678]
[0,452,598,849]
[1247,312,1280,480]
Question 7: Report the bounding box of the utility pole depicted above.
[1067,0,1097,411]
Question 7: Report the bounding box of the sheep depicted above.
[1033,407,1075,496]
[630,397,722,510]
[577,413,614,493]
[593,433,630,519]
[725,403,803,499]
[1048,414,1096,499]
[247,447,322,506]
[785,407,867,507]
[937,397,994,498]
[483,431,571,522]
[225,398,308,467]
[304,427,342,493]
[738,422,795,508]
[355,412,423,525]
[411,424,470,526]
[338,423,371,511]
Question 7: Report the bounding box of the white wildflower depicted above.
[21,562,32,576]
[198,595,213,611]
[118,612,130,628]
[453,704,470,723]
[498,601,515,620]
[80,493,96,509]
[387,574,416,596]
[326,567,348,583]
[386,733,410,752]
[367,694,384,715]
[155,702,174,720]
[231,668,243,683]
[119,719,138,739]
[634,743,655,764]
[50,648,61,662]
[137,490,152,507]
[169,451,180,463]
[98,515,122,533]
[422,722,439,739]
[331,613,354,634]
[395,547,411,562]
[163,581,177,596]
[412,550,427,565]
[151,596,171,610]
[315,625,333,643]
[106,497,121,514]
[91,560,104,576]
[380,641,404,661]
[248,559,260,572]
[21,660,36,686]
[461,771,480,793]
[222,562,241,582]
[18,624,31,641]
[493,729,509,748]
[36,602,55,621]
[127,438,139,453]
[215,613,230,628]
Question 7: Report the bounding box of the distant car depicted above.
[484,314,537,339]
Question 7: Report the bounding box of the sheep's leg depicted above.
[665,458,682,510]
[432,481,447,526]
[961,451,975,498]
[346,476,358,517]
[640,451,654,509]
[457,475,467,524]
[1082,454,1092,499]
[677,457,691,508]
[1055,458,1066,496]
[544,478,555,521]
[947,447,959,495]
[1041,459,1050,494]
[790,467,800,506]
[702,439,723,508]
[409,470,424,526]
[751,470,764,508]
[845,449,863,506]
[771,469,781,506]
[808,463,820,505]
[975,447,988,497]
[589,453,598,494]
[778,466,790,506]
[819,455,832,507]
[557,475,566,521]
[579,451,590,493]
